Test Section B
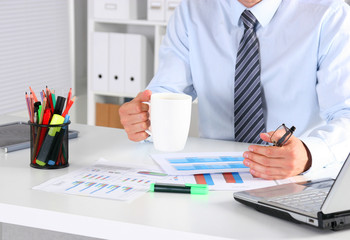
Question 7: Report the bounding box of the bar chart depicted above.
[151,152,250,175]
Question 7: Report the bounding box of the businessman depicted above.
[119,0,350,180]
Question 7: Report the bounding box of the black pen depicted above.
[150,183,208,195]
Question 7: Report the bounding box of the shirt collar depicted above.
[232,0,282,28]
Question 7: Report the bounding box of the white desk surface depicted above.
[0,115,349,240]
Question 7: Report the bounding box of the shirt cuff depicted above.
[299,136,336,178]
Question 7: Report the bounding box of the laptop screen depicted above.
[321,153,350,214]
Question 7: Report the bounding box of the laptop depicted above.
[0,122,79,153]
[234,153,350,231]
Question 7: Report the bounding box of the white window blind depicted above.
[0,0,73,115]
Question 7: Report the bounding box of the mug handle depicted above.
[142,101,152,136]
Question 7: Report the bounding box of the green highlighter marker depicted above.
[150,183,208,195]
[35,114,65,166]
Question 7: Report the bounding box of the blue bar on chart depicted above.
[106,185,120,193]
[65,181,84,191]
[81,182,96,192]
[174,163,247,171]
[90,183,108,194]
[167,156,244,164]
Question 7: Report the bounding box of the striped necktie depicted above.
[234,10,266,144]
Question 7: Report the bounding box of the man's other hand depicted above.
[243,132,312,180]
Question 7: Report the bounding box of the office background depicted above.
[2,0,350,134]
[0,0,200,138]
[0,0,178,239]
[0,0,350,239]
[2,0,350,121]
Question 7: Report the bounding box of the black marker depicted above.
[150,183,208,194]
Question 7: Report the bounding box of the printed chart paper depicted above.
[33,159,301,201]
[33,159,170,201]
[151,152,249,175]
[157,172,297,191]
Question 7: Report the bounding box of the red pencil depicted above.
[35,109,51,159]
[66,88,72,107]
[62,96,76,117]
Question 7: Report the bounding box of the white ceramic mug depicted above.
[144,93,192,152]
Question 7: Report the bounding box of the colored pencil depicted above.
[29,86,38,102]
[66,88,72,107]
[25,92,31,121]
[62,96,76,117]
[30,93,34,123]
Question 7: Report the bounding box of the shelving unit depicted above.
[85,0,199,137]
[87,0,168,125]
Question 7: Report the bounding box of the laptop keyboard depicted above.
[268,188,329,212]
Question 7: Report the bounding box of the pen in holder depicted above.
[29,117,70,169]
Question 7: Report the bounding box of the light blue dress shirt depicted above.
[147,0,350,174]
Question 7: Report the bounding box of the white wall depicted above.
[0,0,73,116]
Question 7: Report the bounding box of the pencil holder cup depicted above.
[29,121,70,169]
